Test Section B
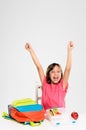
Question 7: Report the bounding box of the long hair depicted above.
[46,63,63,84]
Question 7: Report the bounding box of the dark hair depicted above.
[46,63,63,84]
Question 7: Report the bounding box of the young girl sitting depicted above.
[25,41,74,111]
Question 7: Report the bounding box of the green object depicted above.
[12,98,36,107]
[30,121,42,126]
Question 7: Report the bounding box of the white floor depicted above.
[0,112,86,130]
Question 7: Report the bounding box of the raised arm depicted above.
[63,41,74,90]
[25,42,45,84]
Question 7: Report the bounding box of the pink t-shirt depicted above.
[41,77,68,110]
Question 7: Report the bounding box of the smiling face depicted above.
[46,63,63,84]
[49,65,62,84]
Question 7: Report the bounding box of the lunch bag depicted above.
[2,98,45,126]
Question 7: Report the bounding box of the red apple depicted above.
[71,112,79,120]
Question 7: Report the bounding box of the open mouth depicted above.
[53,77,59,80]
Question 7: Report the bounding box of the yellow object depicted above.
[2,112,8,117]
[30,121,41,126]
[53,108,58,114]
[12,98,36,107]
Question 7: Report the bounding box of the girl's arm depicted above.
[63,41,74,90]
[25,43,45,84]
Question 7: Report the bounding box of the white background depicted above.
[0,0,86,126]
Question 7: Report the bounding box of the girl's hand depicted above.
[25,43,31,50]
[68,41,74,50]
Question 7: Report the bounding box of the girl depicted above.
[25,41,74,110]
